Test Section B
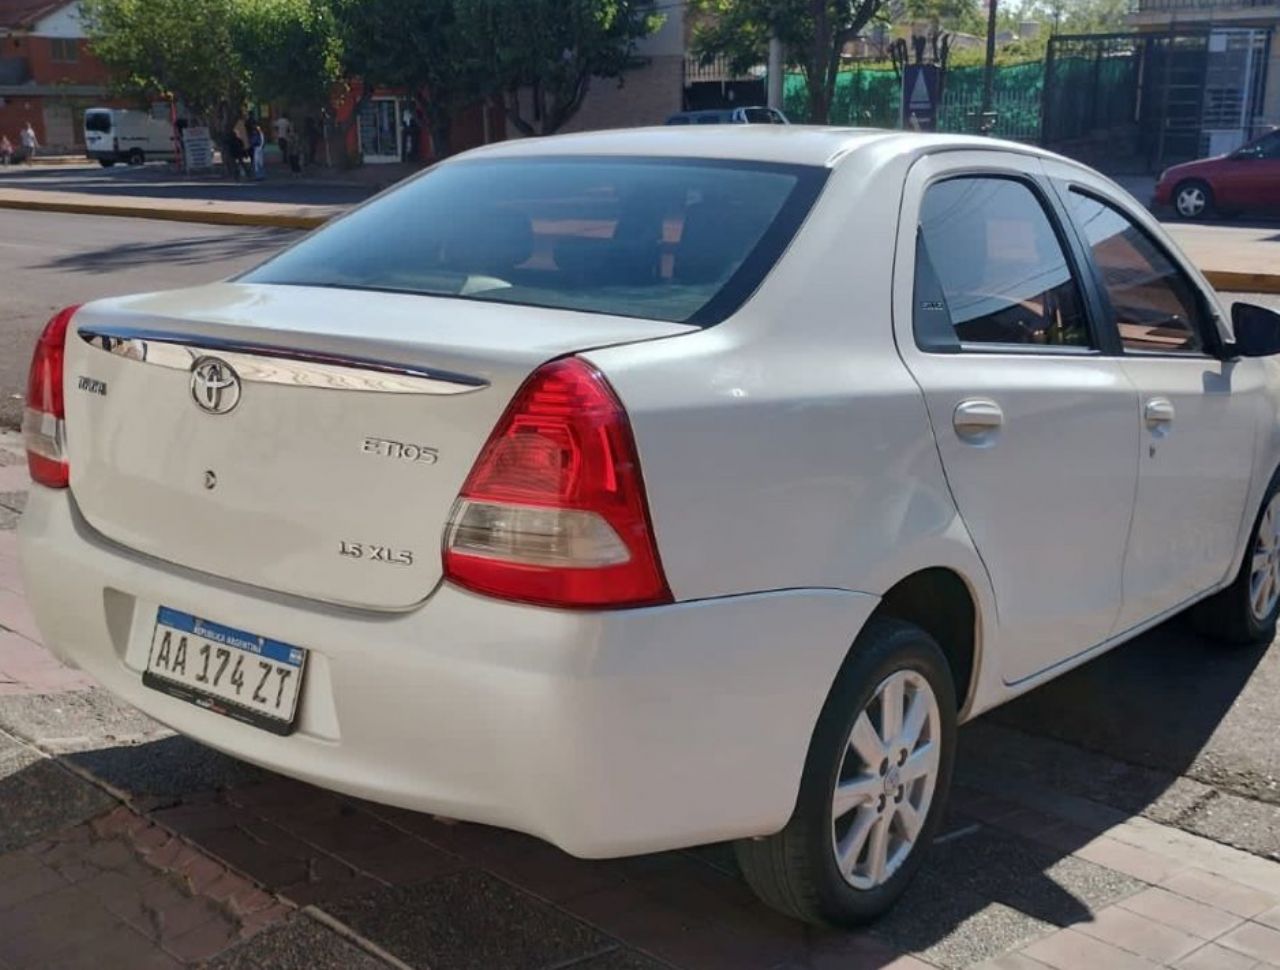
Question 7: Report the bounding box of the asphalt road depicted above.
[0,209,297,428]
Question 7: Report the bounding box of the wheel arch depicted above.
[869,567,982,719]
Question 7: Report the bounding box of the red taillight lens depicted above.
[443,357,671,609]
[23,305,79,488]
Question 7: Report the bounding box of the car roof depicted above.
[455,126,1064,170]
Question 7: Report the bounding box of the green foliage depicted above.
[1014,0,1132,34]
[690,0,892,124]
[232,0,342,108]
[81,0,247,124]
[457,0,663,136]
[329,0,481,154]
[84,0,663,154]
[902,0,984,35]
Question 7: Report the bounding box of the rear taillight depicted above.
[23,305,80,488]
[443,357,671,609]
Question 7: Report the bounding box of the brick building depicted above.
[0,0,113,153]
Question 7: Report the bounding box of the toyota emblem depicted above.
[190,357,242,415]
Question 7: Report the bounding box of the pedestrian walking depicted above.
[303,116,321,168]
[0,135,13,165]
[247,118,265,180]
[19,122,37,163]
[222,124,248,181]
[273,113,300,174]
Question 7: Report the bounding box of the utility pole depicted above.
[980,0,998,133]
[767,32,784,110]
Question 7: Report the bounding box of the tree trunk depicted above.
[807,0,833,124]
[543,71,592,136]
[430,118,452,159]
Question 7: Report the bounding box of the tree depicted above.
[82,0,247,130]
[1014,0,1129,34]
[232,0,343,110]
[691,0,892,124]
[902,0,983,35]
[331,0,485,157]
[458,0,663,137]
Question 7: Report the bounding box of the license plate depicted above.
[143,608,307,736]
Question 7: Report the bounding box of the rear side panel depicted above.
[586,146,991,611]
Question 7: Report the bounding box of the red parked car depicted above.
[1153,128,1280,219]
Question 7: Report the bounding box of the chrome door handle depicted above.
[1144,397,1175,430]
[953,399,1004,442]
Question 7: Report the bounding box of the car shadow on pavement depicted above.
[34,229,297,275]
[1,617,1273,969]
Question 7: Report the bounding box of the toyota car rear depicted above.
[17,144,835,856]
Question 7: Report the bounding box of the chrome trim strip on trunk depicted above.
[77,326,488,395]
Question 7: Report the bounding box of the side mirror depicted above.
[1230,303,1280,357]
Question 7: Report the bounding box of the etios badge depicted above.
[190,357,242,415]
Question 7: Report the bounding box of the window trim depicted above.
[1060,184,1222,360]
[912,172,1106,357]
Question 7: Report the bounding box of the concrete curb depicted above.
[0,195,329,230]
[3,193,1279,294]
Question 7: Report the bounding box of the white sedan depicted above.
[19,127,1280,925]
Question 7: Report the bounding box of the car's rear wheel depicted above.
[1192,476,1280,645]
[735,617,956,926]
[1174,180,1214,220]
[126,149,145,166]
[97,159,116,168]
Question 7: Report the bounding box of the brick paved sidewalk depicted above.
[2,427,1280,970]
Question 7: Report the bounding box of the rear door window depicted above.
[85,112,111,133]
[915,177,1092,350]
[244,157,827,326]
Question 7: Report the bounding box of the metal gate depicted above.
[1043,28,1271,173]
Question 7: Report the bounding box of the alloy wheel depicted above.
[1250,493,1280,621]
[830,669,941,891]
[1176,185,1207,218]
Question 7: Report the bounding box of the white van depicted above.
[83,108,177,166]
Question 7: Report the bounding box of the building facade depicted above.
[0,0,114,153]
[1128,0,1278,153]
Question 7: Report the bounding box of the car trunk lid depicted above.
[62,282,692,610]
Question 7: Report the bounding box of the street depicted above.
[0,210,295,428]
[1,207,1280,967]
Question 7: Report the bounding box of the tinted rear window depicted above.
[85,111,111,133]
[244,157,826,326]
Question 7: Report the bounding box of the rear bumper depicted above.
[18,487,875,857]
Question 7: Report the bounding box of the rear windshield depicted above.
[243,156,827,326]
[85,111,111,133]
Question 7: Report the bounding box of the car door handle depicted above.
[1144,397,1175,430]
[953,399,1004,442]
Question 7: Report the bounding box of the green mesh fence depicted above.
[783,61,1046,138]
[1041,55,1139,145]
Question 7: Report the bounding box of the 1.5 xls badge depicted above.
[338,540,414,566]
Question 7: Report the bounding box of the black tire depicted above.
[126,149,145,166]
[1191,472,1280,645]
[734,616,957,926]
[1173,179,1214,220]
[97,159,116,168]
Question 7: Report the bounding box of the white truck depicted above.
[83,108,177,166]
